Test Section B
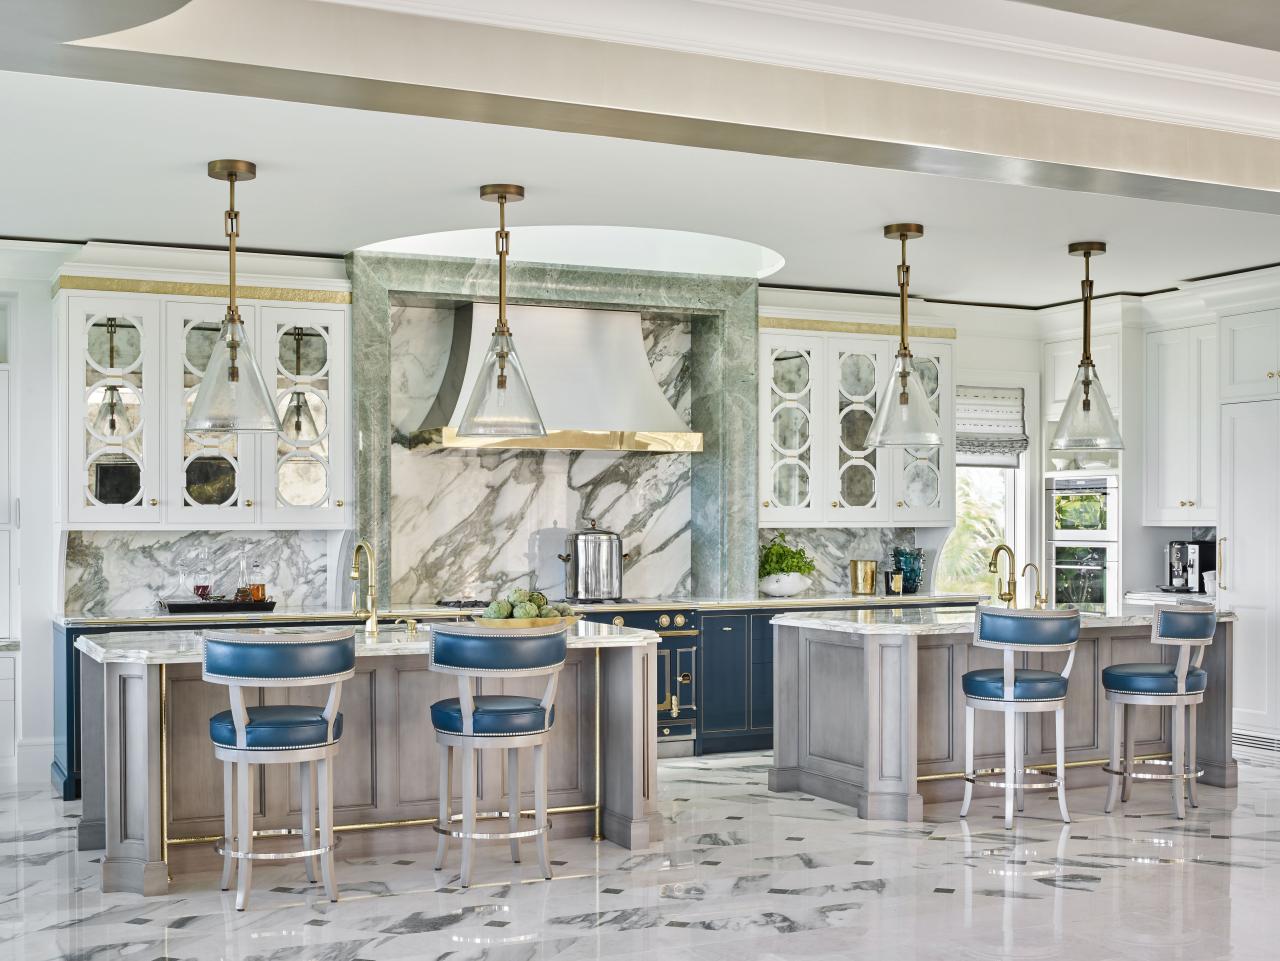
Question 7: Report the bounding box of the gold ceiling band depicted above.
[54,274,352,305]
[760,315,957,340]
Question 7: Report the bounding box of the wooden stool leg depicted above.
[235,761,253,911]
[1121,704,1134,803]
[1003,711,1016,830]
[300,760,316,884]
[508,748,522,863]
[1105,700,1122,813]
[534,742,551,878]
[1171,703,1186,820]
[960,705,975,817]
[1187,705,1200,808]
[1055,707,1070,824]
[434,746,451,871]
[460,746,476,888]
[220,761,236,891]
[318,756,338,901]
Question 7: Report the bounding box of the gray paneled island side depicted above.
[768,607,1236,821]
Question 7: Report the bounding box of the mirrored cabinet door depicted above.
[67,296,162,524]
[827,338,892,524]
[257,305,349,526]
[890,342,954,524]
[759,332,822,524]
[164,301,259,524]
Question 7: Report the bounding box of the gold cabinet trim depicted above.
[760,315,956,340]
[55,275,352,305]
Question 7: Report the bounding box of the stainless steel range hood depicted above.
[419,302,702,453]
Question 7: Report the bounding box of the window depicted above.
[936,466,1016,596]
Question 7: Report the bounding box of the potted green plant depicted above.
[758,533,817,597]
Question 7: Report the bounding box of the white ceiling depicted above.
[4,68,1280,305]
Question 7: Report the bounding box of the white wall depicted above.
[0,242,73,774]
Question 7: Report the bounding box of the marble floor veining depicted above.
[4,751,1280,961]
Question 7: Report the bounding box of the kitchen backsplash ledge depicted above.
[758,527,917,595]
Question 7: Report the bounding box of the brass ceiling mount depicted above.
[1068,240,1106,257]
[883,223,924,240]
[479,183,525,203]
[207,159,257,182]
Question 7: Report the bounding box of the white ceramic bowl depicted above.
[759,572,812,597]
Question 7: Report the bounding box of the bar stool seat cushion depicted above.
[431,695,554,736]
[1102,662,1208,695]
[209,705,344,749]
[962,668,1068,701]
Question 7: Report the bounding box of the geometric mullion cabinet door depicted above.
[758,331,823,525]
[888,340,955,526]
[256,304,350,528]
[826,336,892,524]
[65,295,164,526]
[163,301,259,526]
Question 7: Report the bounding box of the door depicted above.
[164,301,259,525]
[1046,332,1121,420]
[889,341,954,525]
[66,296,162,525]
[759,333,822,524]
[1144,327,1194,524]
[1220,309,1280,402]
[1221,401,1280,736]
[826,337,891,523]
[1190,324,1219,522]
[699,614,750,743]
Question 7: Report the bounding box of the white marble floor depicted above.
[4,751,1280,961]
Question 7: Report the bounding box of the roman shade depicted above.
[955,385,1028,468]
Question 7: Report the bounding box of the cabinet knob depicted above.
[148,497,159,506]
[662,727,671,736]
[1188,500,1196,507]
[679,672,692,684]
[762,500,771,507]
[831,500,839,508]
[674,614,686,627]
[1179,500,1187,507]
[336,499,344,507]
[897,500,905,508]
[245,498,254,507]
[658,614,671,628]
[612,615,625,627]
[1269,371,1275,379]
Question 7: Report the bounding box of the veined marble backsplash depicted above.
[64,530,330,614]
[389,312,693,603]
[759,527,917,594]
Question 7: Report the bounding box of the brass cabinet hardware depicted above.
[1270,371,1276,379]
[1188,500,1196,507]
[678,672,692,684]
[762,499,771,507]
[658,614,671,628]
[896,500,905,508]
[1218,537,1227,590]
[1179,500,1187,507]
[831,500,838,508]
[612,615,625,626]
[657,629,700,637]
[245,498,253,507]
[336,499,344,507]
[671,692,680,718]
[673,614,686,627]
[662,727,671,735]
[148,497,159,506]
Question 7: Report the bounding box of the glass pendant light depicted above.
[92,318,136,439]
[1050,241,1123,451]
[865,224,943,448]
[281,327,320,442]
[187,160,281,433]
[457,183,546,437]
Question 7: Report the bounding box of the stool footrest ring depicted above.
[214,829,339,861]
[433,811,550,842]
[1104,759,1204,782]
[964,767,1062,791]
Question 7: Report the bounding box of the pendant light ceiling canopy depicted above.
[1049,241,1123,451]
[865,224,943,449]
[187,159,281,433]
[456,183,546,438]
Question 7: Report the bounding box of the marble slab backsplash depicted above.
[64,530,329,614]
[389,313,693,603]
[758,527,917,595]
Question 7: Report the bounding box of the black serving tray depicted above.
[162,599,278,614]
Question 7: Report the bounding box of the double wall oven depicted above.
[1046,475,1120,615]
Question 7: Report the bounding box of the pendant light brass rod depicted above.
[897,234,910,355]
[223,173,242,383]
[495,194,510,388]
[1080,251,1093,367]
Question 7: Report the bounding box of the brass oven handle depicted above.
[1218,537,1227,591]
[671,692,680,718]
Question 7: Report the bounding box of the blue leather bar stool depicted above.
[429,622,567,888]
[202,627,356,911]
[1103,603,1216,820]
[961,606,1081,830]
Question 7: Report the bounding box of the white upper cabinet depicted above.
[759,329,954,528]
[1044,331,1120,422]
[60,288,351,530]
[1220,308,1280,402]
[1144,324,1218,525]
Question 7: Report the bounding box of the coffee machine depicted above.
[1163,540,1216,593]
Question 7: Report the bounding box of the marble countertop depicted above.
[771,604,1237,635]
[57,592,982,628]
[74,620,659,665]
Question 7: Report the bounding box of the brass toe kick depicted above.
[1103,759,1204,781]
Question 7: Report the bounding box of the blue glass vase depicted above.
[893,547,926,594]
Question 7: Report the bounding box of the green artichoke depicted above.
[554,602,574,616]
[507,588,531,605]
[537,604,559,618]
[528,591,549,608]
[484,599,512,618]
[512,601,540,619]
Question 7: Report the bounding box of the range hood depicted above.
[420,302,702,452]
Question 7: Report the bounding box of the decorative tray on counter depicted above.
[471,614,581,629]
[161,599,278,614]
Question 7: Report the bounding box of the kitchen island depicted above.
[75,620,659,895]
[769,606,1236,821]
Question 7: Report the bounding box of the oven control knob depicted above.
[658,614,671,628]
[674,614,686,627]
[612,615,625,627]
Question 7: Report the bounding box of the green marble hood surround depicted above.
[347,251,759,601]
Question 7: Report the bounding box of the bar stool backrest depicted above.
[974,606,1081,700]
[202,627,357,749]
[429,623,568,737]
[1151,604,1216,695]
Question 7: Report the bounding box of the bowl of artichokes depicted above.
[473,589,581,629]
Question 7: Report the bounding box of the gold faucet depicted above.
[351,539,379,637]
[1021,562,1046,610]
[988,544,1017,607]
